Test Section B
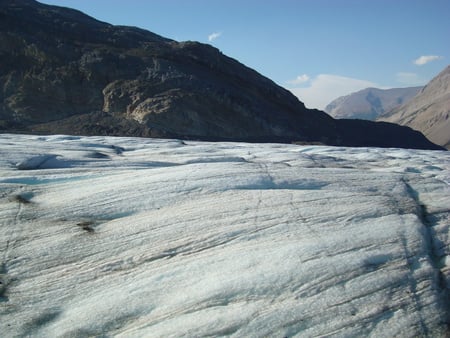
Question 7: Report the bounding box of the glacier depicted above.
[0,133,449,337]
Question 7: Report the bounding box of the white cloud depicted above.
[208,32,222,42]
[286,74,310,85]
[413,55,443,66]
[287,74,377,110]
[395,72,426,86]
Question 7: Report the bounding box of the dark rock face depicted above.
[0,0,444,150]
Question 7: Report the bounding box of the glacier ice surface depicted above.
[0,134,449,337]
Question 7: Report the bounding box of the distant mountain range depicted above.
[378,65,450,149]
[0,0,443,150]
[325,65,450,149]
[325,87,422,120]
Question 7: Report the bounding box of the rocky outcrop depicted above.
[378,65,450,149]
[325,87,422,120]
[0,0,444,150]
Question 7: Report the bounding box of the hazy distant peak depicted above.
[325,86,422,120]
[378,65,450,149]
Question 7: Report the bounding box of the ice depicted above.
[0,133,449,337]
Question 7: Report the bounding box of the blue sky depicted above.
[39,0,450,110]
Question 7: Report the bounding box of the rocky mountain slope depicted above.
[378,65,450,149]
[0,0,443,150]
[325,86,422,120]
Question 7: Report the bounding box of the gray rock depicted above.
[0,0,444,150]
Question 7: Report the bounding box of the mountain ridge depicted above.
[0,0,444,150]
[378,65,450,149]
[325,86,422,120]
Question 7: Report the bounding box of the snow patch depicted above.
[16,154,69,170]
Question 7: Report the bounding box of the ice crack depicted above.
[401,176,450,329]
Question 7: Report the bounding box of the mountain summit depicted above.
[325,87,422,120]
[0,0,443,150]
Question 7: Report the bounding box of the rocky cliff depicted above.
[378,65,450,149]
[0,0,443,150]
[325,87,422,120]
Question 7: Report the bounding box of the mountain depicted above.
[1,134,449,336]
[0,0,443,150]
[325,86,422,120]
[378,65,450,149]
